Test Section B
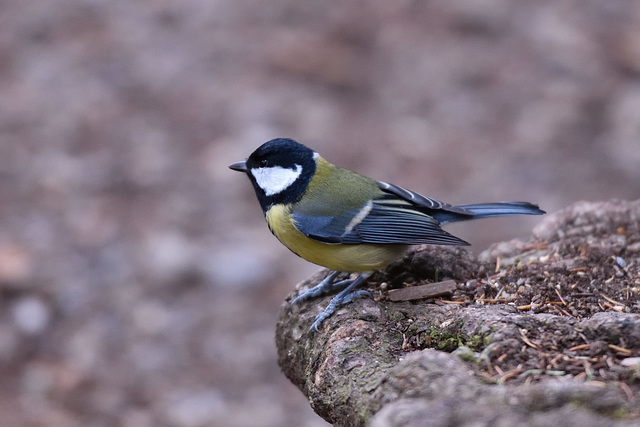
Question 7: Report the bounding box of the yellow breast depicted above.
[265,204,407,272]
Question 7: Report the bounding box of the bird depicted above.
[229,138,545,331]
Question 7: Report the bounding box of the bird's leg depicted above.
[291,271,353,305]
[308,272,372,332]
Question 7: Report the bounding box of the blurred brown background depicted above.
[1,1,639,426]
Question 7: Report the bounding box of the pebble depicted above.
[620,357,640,367]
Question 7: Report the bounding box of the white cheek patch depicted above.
[251,164,303,196]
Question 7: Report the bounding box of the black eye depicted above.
[260,159,268,167]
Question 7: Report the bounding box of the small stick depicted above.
[601,294,625,307]
[568,344,591,352]
[609,344,632,356]
[388,280,457,302]
[554,288,567,306]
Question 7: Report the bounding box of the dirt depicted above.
[395,239,640,386]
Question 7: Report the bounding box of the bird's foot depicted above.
[291,271,353,305]
[307,273,372,332]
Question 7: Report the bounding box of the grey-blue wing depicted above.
[290,210,356,244]
[291,196,470,246]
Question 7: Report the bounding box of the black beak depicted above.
[228,161,248,172]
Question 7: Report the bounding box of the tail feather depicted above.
[437,202,545,224]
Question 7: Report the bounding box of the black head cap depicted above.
[246,138,314,170]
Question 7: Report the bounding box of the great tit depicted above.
[229,138,545,331]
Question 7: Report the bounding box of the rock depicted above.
[276,200,640,426]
